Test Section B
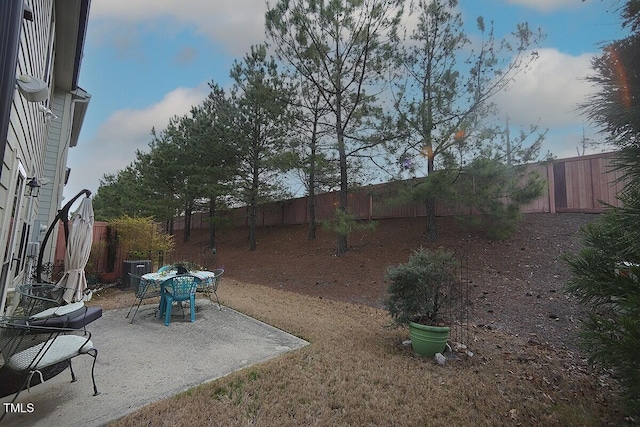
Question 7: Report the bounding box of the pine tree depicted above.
[565,0,640,415]
[266,0,403,255]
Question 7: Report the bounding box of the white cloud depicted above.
[491,47,610,159]
[65,86,209,199]
[504,0,581,12]
[89,0,268,55]
[495,48,596,128]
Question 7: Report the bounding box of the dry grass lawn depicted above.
[100,279,626,426]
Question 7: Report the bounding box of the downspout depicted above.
[0,0,25,181]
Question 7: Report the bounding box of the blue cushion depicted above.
[29,306,102,329]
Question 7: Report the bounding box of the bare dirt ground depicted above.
[166,212,594,353]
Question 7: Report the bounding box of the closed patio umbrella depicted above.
[55,196,94,303]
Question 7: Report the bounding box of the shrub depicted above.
[384,248,461,326]
[322,208,376,237]
[453,157,544,240]
[108,216,174,260]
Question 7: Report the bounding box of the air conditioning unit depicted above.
[120,260,152,290]
[26,241,40,257]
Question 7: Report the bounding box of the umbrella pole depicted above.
[35,189,91,283]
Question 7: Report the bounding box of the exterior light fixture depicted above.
[24,2,34,21]
[37,104,57,120]
[25,177,40,198]
[16,74,48,102]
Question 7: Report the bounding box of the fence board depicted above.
[591,157,623,208]
[135,154,629,233]
[283,197,308,225]
[520,163,551,213]
[553,162,567,209]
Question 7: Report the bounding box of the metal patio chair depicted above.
[125,273,161,323]
[196,268,224,310]
[0,317,99,422]
[14,283,102,329]
[157,264,174,273]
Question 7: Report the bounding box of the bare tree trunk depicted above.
[209,198,216,249]
[249,135,260,251]
[183,206,192,243]
[336,90,348,255]
[249,201,257,251]
[308,189,316,240]
[308,136,317,241]
[337,161,348,255]
[426,151,437,241]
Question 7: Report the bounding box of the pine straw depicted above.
[105,280,625,426]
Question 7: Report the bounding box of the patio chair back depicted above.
[161,274,199,326]
[157,264,173,273]
[14,284,63,317]
[196,268,224,310]
[13,284,102,329]
[168,274,199,300]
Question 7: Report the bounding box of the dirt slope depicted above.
[171,213,596,352]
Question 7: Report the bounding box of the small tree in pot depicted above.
[384,248,462,357]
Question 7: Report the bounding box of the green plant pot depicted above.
[408,321,450,357]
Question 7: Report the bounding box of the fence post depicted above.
[547,161,556,214]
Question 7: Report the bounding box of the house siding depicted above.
[0,0,55,313]
[38,90,75,263]
[0,0,91,313]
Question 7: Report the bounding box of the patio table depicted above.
[140,270,218,289]
[140,271,218,318]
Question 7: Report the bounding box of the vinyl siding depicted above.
[0,0,56,312]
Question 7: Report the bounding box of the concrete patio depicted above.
[0,301,308,426]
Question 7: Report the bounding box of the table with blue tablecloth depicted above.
[140,270,219,317]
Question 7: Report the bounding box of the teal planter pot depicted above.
[408,321,450,357]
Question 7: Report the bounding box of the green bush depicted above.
[322,208,376,236]
[384,248,461,326]
[108,215,174,261]
[454,157,545,240]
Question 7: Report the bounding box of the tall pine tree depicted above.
[565,0,640,415]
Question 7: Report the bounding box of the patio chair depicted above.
[157,264,174,273]
[13,283,59,317]
[125,273,161,323]
[14,283,102,329]
[196,268,224,310]
[160,275,199,326]
[0,317,99,422]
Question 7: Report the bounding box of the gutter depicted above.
[72,0,91,90]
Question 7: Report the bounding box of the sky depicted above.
[64,0,629,201]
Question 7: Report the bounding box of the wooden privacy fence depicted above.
[54,152,625,279]
[51,220,111,279]
[54,221,172,281]
[54,221,160,281]
[172,151,625,231]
